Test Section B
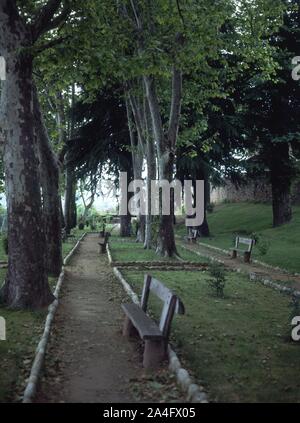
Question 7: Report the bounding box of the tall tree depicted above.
[231,0,300,226]
[0,0,70,308]
[33,84,62,276]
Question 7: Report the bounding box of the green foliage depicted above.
[254,234,270,256]
[207,262,226,298]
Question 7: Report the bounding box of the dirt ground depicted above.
[36,234,183,403]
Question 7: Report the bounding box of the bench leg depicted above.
[122,316,138,338]
[244,252,251,263]
[143,340,166,369]
[231,250,237,259]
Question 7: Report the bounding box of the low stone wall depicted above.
[211,178,300,205]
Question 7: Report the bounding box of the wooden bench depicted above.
[98,232,110,254]
[230,236,255,263]
[187,228,197,243]
[122,274,185,368]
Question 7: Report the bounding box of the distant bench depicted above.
[122,274,185,368]
[98,232,110,254]
[230,236,255,263]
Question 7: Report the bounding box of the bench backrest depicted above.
[141,274,185,339]
[235,236,255,252]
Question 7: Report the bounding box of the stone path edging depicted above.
[112,266,209,403]
[175,234,300,277]
[195,239,300,277]
[22,233,87,403]
[180,243,300,299]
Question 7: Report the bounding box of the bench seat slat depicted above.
[122,303,164,340]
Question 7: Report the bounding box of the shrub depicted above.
[78,222,84,230]
[207,262,226,298]
[250,233,270,256]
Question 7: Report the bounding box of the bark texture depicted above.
[0,2,53,308]
[33,84,63,276]
[144,70,182,257]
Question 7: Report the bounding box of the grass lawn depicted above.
[0,228,84,402]
[176,203,300,273]
[122,267,300,403]
[110,237,208,264]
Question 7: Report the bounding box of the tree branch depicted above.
[32,0,71,41]
[176,0,186,28]
[33,35,67,54]
[167,66,182,146]
[143,75,164,158]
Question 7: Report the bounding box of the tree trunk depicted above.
[33,84,62,277]
[270,143,292,227]
[120,162,133,238]
[120,214,132,237]
[155,156,178,256]
[144,96,156,249]
[125,94,145,243]
[0,4,53,308]
[120,187,133,237]
[195,168,210,237]
[144,72,182,257]
[60,198,65,228]
[64,161,77,234]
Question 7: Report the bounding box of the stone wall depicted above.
[211,179,300,205]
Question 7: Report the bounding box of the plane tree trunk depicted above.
[0,2,54,308]
[33,84,63,277]
[144,69,182,257]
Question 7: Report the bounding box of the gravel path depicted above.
[36,234,183,403]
